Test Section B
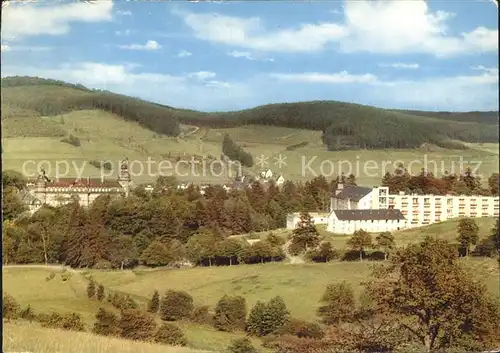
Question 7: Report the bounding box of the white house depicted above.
[330,184,389,211]
[275,175,285,187]
[327,209,407,234]
[286,212,329,229]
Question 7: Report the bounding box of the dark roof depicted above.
[45,178,122,188]
[333,186,373,201]
[332,209,406,221]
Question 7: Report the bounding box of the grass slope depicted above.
[3,323,211,353]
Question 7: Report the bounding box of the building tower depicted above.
[117,157,132,197]
[33,168,49,204]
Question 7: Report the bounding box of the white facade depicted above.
[330,186,389,211]
[286,212,329,230]
[327,211,407,234]
[388,192,500,228]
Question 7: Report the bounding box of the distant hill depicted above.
[2,76,498,150]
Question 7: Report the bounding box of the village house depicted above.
[23,158,132,213]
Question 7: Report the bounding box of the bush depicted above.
[154,323,188,346]
[119,309,157,341]
[96,284,105,301]
[306,242,338,263]
[3,293,20,320]
[317,282,356,325]
[147,290,160,313]
[108,292,138,310]
[19,304,36,322]
[45,272,56,281]
[227,338,258,353]
[39,312,86,331]
[214,295,247,332]
[191,305,212,325]
[160,290,194,321]
[60,270,72,282]
[60,134,81,147]
[246,296,290,337]
[277,318,325,339]
[262,334,331,353]
[93,308,121,337]
[87,280,96,299]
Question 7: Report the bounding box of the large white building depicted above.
[327,209,406,234]
[388,192,500,228]
[324,184,499,233]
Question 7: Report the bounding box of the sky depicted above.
[1,0,498,112]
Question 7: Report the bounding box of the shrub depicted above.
[263,334,331,353]
[277,318,325,339]
[19,304,36,322]
[154,323,188,346]
[147,290,160,313]
[60,134,81,147]
[87,280,96,299]
[3,293,20,320]
[108,292,138,310]
[214,295,247,332]
[191,305,212,325]
[306,242,338,263]
[119,309,157,341]
[246,297,290,337]
[45,272,56,281]
[93,308,121,337]
[227,338,258,353]
[60,269,72,282]
[39,312,86,331]
[317,282,356,325]
[96,284,105,301]
[160,290,194,321]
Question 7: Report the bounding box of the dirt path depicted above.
[183,125,200,138]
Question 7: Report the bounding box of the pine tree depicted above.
[246,301,267,336]
[96,284,105,301]
[87,280,96,299]
[148,290,160,313]
[457,218,479,257]
[262,296,290,334]
[290,212,320,254]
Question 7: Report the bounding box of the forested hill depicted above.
[2,76,498,150]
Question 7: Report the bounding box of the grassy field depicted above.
[3,322,211,353]
[2,109,498,186]
[3,257,499,349]
[239,217,497,250]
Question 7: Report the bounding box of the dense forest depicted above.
[2,167,498,269]
[2,76,498,150]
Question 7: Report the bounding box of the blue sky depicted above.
[1,0,498,112]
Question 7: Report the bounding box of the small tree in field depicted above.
[214,295,247,332]
[147,290,160,314]
[347,229,373,261]
[317,281,356,325]
[93,308,120,336]
[290,212,320,254]
[87,280,96,299]
[227,338,258,353]
[119,309,157,341]
[154,323,187,346]
[457,218,479,257]
[96,284,105,301]
[160,290,194,321]
[375,231,395,260]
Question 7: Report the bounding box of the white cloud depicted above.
[118,40,162,51]
[270,71,378,84]
[188,71,217,80]
[268,68,498,110]
[115,29,131,36]
[174,9,346,53]
[178,50,192,57]
[379,62,420,69]
[1,44,11,52]
[175,0,497,56]
[227,50,274,62]
[116,10,132,16]
[1,1,113,41]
